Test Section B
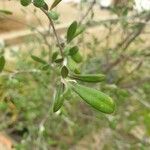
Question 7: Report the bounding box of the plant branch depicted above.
[104,13,150,73]
[40,8,64,58]
[79,0,96,24]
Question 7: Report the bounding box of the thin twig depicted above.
[40,8,64,58]
[104,12,150,73]
[79,0,96,24]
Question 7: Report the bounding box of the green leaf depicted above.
[53,83,65,112]
[54,58,63,63]
[41,64,50,70]
[69,74,106,83]
[0,102,7,111]
[0,9,13,15]
[20,0,31,7]
[33,0,45,8]
[61,66,69,78]
[68,46,82,63]
[52,51,59,62]
[69,46,79,56]
[50,0,62,10]
[42,2,49,10]
[74,25,85,38]
[67,56,78,72]
[48,11,59,20]
[67,21,78,43]
[0,56,5,72]
[71,51,82,63]
[70,83,115,114]
[31,55,47,64]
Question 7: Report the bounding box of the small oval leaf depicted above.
[67,21,78,43]
[67,56,78,72]
[61,66,69,78]
[20,0,31,6]
[54,58,63,63]
[52,51,59,62]
[42,2,49,10]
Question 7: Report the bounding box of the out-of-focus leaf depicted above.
[54,58,63,63]
[0,9,13,15]
[69,73,106,83]
[42,2,49,10]
[74,25,85,38]
[0,56,5,72]
[67,56,78,72]
[53,83,64,112]
[69,46,79,56]
[31,55,47,64]
[61,66,69,78]
[50,0,62,10]
[52,51,59,62]
[41,64,50,70]
[67,21,78,43]
[33,0,45,8]
[20,0,31,7]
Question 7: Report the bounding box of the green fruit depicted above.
[70,74,105,83]
[20,0,31,6]
[70,83,115,114]
[33,0,45,8]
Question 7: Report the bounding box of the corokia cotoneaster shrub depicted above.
[0,0,116,114]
